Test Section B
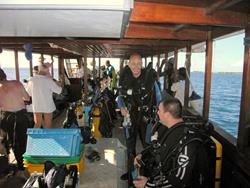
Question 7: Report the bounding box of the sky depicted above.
[0,32,245,73]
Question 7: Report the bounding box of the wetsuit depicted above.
[118,65,161,185]
[0,109,30,170]
[106,64,117,91]
[142,122,206,188]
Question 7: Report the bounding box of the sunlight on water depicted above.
[191,72,242,138]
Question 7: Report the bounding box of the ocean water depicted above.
[191,72,242,137]
[2,68,241,137]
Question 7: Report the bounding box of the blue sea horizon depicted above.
[191,72,242,138]
[2,68,242,137]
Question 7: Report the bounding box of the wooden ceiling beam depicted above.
[0,37,193,47]
[2,47,67,53]
[172,24,188,33]
[126,23,207,41]
[205,0,244,15]
[221,0,245,9]
[134,0,209,7]
[0,43,50,47]
[205,0,228,15]
[112,39,193,46]
[131,2,247,27]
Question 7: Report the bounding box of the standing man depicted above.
[118,53,161,186]
[0,68,31,179]
[105,60,117,91]
[133,98,211,188]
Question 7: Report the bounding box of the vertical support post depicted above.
[98,56,101,78]
[14,49,20,81]
[203,31,213,121]
[120,58,124,72]
[58,57,65,86]
[238,26,250,149]
[144,57,147,67]
[40,54,44,63]
[151,56,153,63]
[184,46,191,109]
[92,55,96,80]
[29,59,33,77]
[83,54,88,100]
[157,54,160,79]
[164,52,169,90]
[173,49,178,82]
[51,55,54,78]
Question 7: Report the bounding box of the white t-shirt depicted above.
[27,75,62,113]
[171,80,193,105]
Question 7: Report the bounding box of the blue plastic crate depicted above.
[25,128,82,157]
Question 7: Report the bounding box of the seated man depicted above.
[0,68,31,179]
[133,98,210,188]
[171,67,193,106]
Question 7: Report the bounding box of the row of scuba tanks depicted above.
[63,83,117,144]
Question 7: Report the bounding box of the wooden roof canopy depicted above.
[0,0,249,59]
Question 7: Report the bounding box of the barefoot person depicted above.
[0,68,31,179]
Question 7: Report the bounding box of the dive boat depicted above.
[0,0,250,187]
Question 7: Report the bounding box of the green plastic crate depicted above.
[23,144,84,164]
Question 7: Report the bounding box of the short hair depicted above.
[33,66,39,71]
[178,67,186,79]
[161,98,182,118]
[129,53,142,60]
[106,60,110,65]
[168,57,174,65]
[0,68,7,81]
[38,64,48,75]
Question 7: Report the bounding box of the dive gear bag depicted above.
[23,161,79,188]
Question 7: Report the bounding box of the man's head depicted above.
[0,68,7,81]
[38,64,49,75]
[158,98,183,128]
[106,60,110,66]
[128,53,142,78]
[178,67,186,80]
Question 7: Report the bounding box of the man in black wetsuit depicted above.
[133,98,209,188]
[0,68,30,179]
[118,53,161,186]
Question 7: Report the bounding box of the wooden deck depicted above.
[80,138,127,188]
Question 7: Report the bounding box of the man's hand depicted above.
[134,154,142,167]
[133,176,148,188]
[121,107,129,116]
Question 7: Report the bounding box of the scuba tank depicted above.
[76,104,84,127]
[122,113,132,139]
